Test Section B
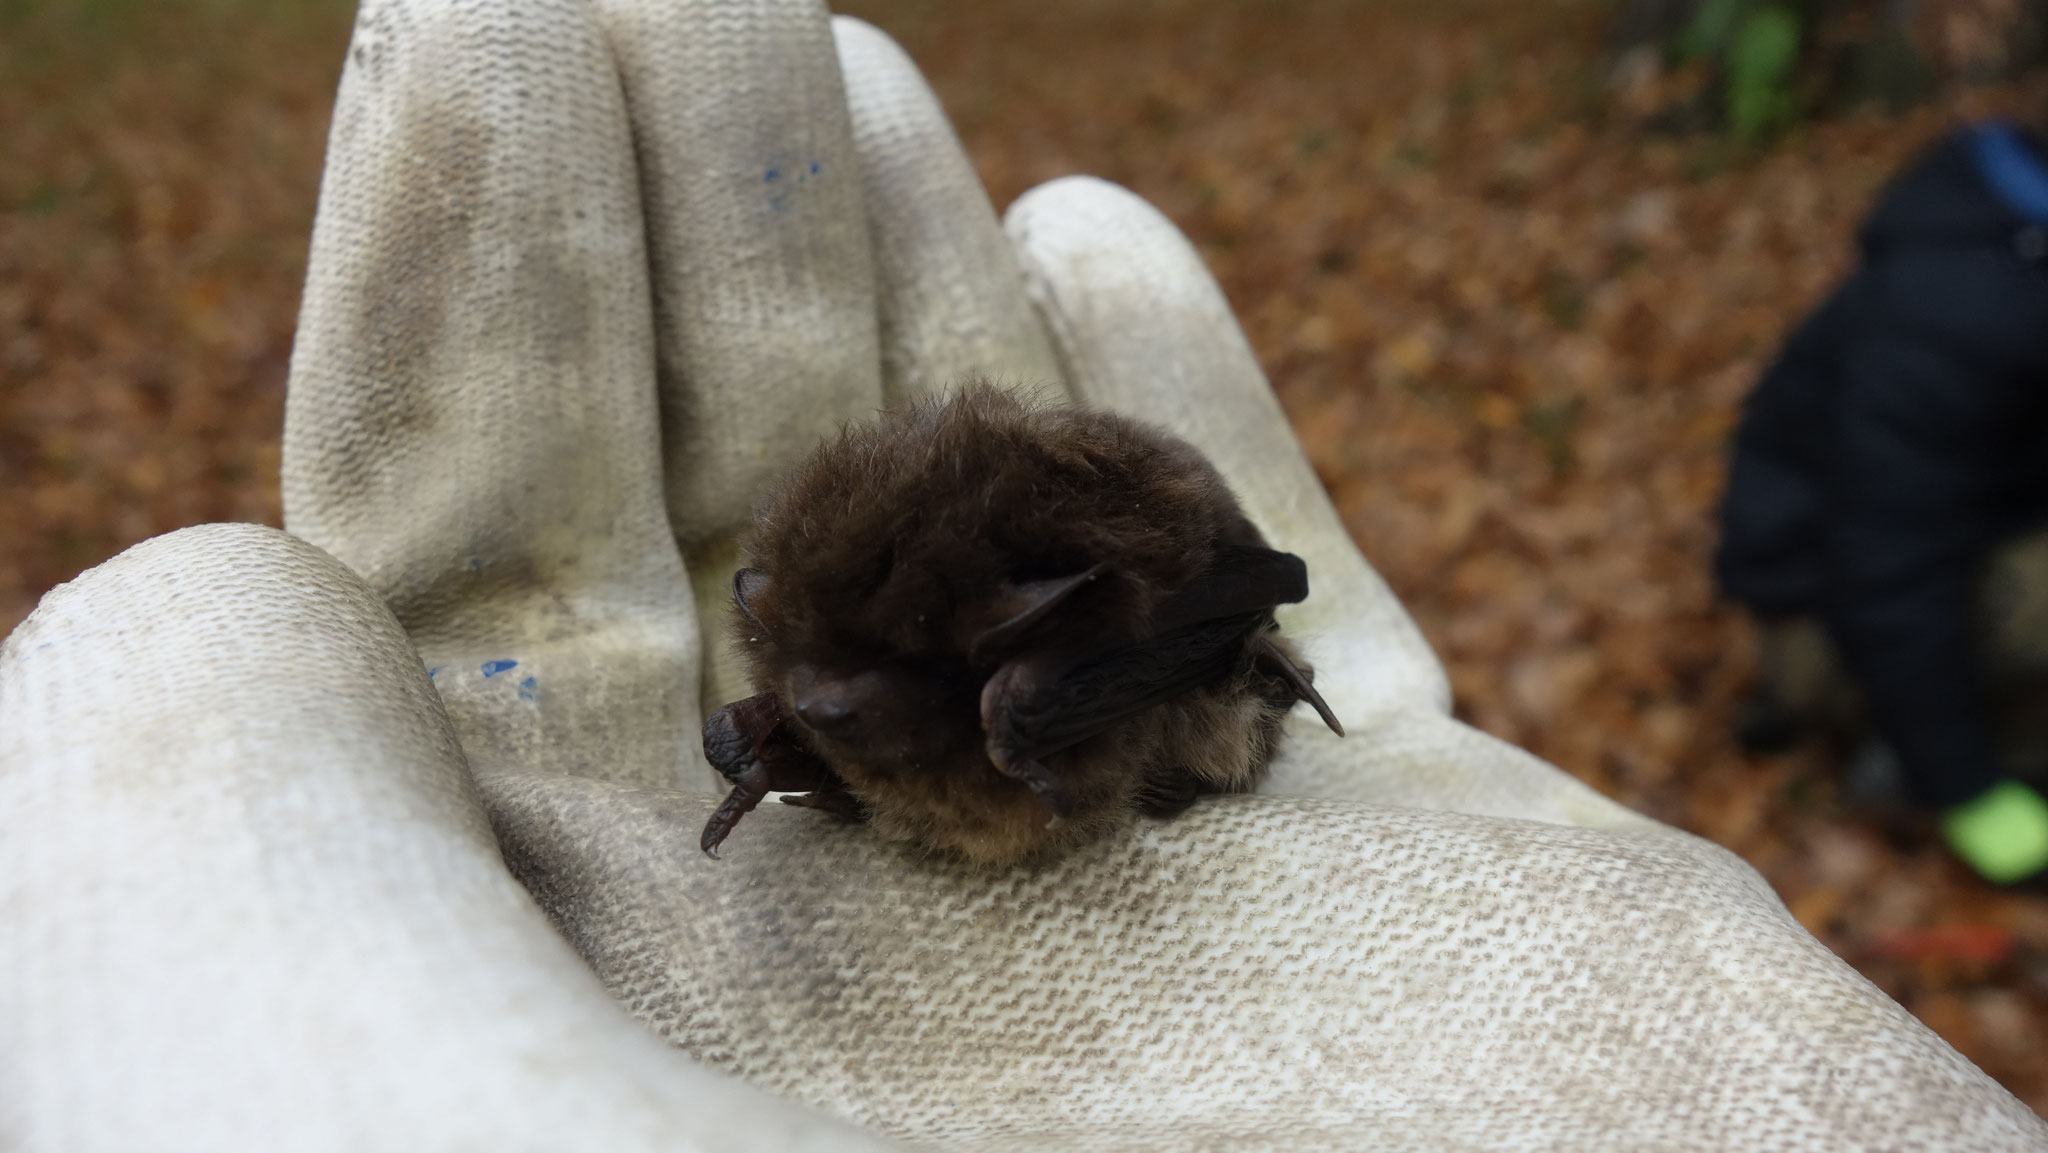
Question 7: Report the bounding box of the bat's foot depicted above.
[701,782,762,858]
[700,692,851,858]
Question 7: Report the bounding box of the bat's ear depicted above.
[732,568,771,627]
[970,564,1105,662]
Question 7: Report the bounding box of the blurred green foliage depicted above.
[1725,5,1801,139]
[1672,0,1806,140]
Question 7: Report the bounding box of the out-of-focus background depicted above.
[3,0,2045,1114]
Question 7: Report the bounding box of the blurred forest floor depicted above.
[3,0,2046,1115]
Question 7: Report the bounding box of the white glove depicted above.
[4,1,2041,1150]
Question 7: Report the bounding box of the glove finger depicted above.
[486,774,2042,1151]
[1268,701,1649,830]
[589,0,883,552]
[1004,177,1450,731]
[832,17,1064,404]
[0,525,897,1152]
[284,0,700,789]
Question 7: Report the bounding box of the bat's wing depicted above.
[1155,547,1342,736]
[980,546,1340,812]
[1151,544,1308,631]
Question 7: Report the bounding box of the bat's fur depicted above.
[732,382,1307,865]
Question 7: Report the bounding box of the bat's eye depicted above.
[732,568,770,627]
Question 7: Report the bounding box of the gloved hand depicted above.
[3,1,2042,1149]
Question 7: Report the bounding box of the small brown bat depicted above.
[700,382,1342,866]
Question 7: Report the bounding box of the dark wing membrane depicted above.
[1149,546,1308,632]
[969,564,1105,662]
[981,545,1334,766]
[1163,547,1339,736]
[987,611,1269,762]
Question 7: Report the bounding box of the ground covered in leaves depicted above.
[4,0,2045,1115]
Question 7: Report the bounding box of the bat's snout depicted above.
[789,666,892,736]
[792,684,862,734]
[794,695,853,729]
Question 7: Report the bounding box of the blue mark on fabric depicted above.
[427,666,443,680]
[1970,121,2048,225]
[37,642,53,651]
[518,675,539,702]
[765,160,822,212]
[466,556,482,573]
[481,659,518,678]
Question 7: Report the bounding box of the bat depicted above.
[700,382,1342,866]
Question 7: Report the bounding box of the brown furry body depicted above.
[729,384,1309,866]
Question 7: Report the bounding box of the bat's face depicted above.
[728,558,1133,863]
[779,661,971,769]
[762,651,986,780]
[728,560,1097,777]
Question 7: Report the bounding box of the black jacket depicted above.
[1716,123,2048,808]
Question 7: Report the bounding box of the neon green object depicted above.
[1942,780,2048,885]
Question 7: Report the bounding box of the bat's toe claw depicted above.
[700,797,747,858]
[988,745,1074,815]
[1034,785,1076,819]
[1010,759,1077,819]
[1256,636,1345,737]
